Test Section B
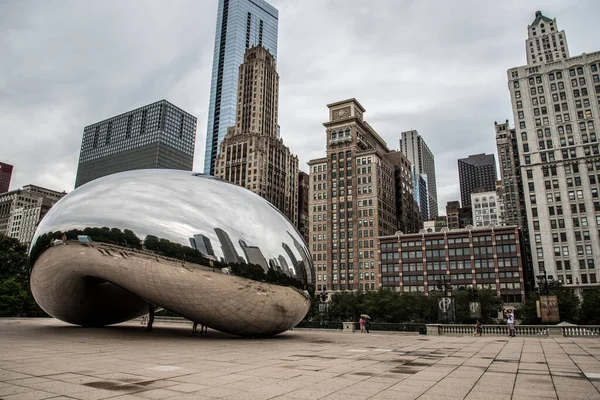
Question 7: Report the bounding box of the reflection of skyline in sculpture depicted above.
[278,254,291,276]
[287,231,314,285]
[214,228,244,264]
[189,234,217,260]
[239,238,268,271]
[28,170,314,336]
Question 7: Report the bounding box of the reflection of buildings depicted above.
[287,231,313,285]
[189,234,217,260]
[239,239,268,271]
[213,46,298,226]
[278,255,291,276]
[75,100,197,188]
[0,185,66,245]
[204,0,279,175]
[297,171,310,243]
[214,228,244,264]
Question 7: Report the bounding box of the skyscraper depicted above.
[457,153,497,207]
[400,130,438,218]
[75,100,197,188]
[507,11,600,291]
[204,0,278,175]
[0,162,13,193]
[214,46,298,225]
[308,99,418,293]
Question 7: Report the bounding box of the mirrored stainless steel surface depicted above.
[29,170,314,336]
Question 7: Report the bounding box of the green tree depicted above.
[579,289,600,325]
[516,283,580,324]
[0,234,29,282]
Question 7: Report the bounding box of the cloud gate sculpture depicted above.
[29,170,314,337]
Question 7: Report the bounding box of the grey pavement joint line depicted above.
[555,338,600,397]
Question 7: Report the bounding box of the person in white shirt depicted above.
[506,311,516,337]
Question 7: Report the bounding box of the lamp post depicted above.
[437,274,453,324]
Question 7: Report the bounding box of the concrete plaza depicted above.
[0,319,599,400]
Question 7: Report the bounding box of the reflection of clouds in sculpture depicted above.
[32,170,312,283]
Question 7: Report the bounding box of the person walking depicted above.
[506,310,516,337]
[147,304,156,332]
[473,320,483,336]
[359,317,365,333]
[365,319,370,334]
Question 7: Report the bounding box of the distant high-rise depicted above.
[458,153,497,207]
[400,130,437,218]
[204,0,279,175]
[75,100,197,188]
[0,162,13,193]
[214,46,298,225]
[412,169,429,221]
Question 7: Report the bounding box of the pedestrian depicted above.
[506,310,516,337]
[147,304,156,332]
[359,317,365,333]
[192,321,198,335]
[365,319,370,334]
[473,320,483,336]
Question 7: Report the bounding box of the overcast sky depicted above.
[2,0,600,215]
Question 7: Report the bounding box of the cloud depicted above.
[2,0,599,216]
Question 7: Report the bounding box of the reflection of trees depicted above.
[29,227,309,291]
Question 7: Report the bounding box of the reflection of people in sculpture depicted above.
[192,321,207,336]
[147,304,156,331]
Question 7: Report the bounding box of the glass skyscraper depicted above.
[203,0,278,175]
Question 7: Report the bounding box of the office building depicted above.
[297,171,310,243]
[400,130,438,219]
[458,153,498,207]
[507,11,600,291]
[0,162,13,193]
[472,191,505,227]
[496,121,528,228]
[75,100,197,188]
[385,151,422,234]
[380,226,527,303]
[204,0,279,175]
[446,201,461,230]
[308,99,422,293]
[214,46,298,225]
[412,170,429,221]
[0,185,66,245]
